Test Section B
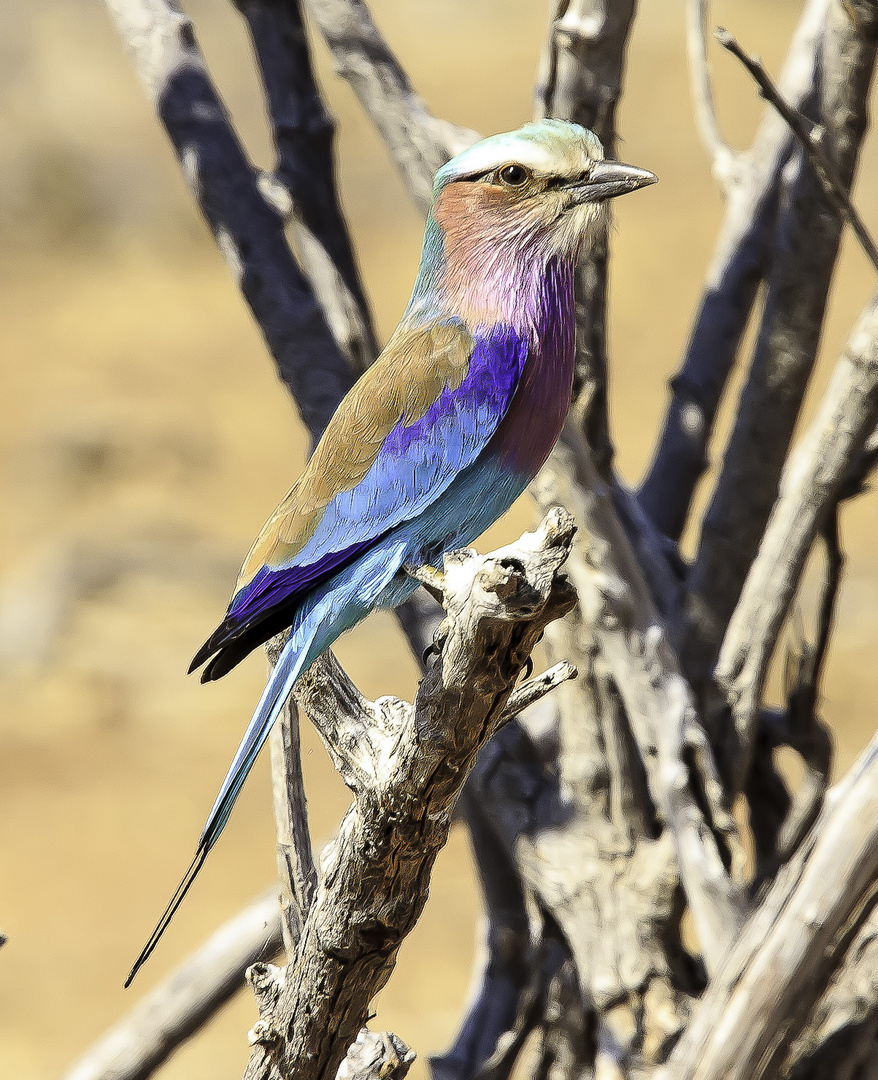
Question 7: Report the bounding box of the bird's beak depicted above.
[568,160,658,204]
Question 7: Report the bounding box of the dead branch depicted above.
[787,905,878,1078]
[235,0,378,375]
[64,892,282,1080]
[267,693,317,954]
[533,429,746,973]
[302,0,477,212]
[535,0,637,476]
[639,0,829,540]
[717,26,878,274]
[103,0,356,440]
[682,0,878,698]
[664,729,878,1080]
[686,0,737,188]
[715,293,878,787]
[241,512,578,1080]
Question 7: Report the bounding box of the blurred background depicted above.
[2,1,877,1077]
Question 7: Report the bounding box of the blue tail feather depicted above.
[125,538,414,986]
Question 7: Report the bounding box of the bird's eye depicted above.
[498,164,530,188]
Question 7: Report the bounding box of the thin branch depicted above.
[715,292,878,789]
[681,0,878,700]
[266,687,317,953]
[303,0,478,213]
[687,0,737,187]
[103,0,355,441]
[717,26,878,274]
[64,893,282,1080]
[638,0,829,540]
[666,728,878,1080]
[497,662,578,727]
[235,0,378,376]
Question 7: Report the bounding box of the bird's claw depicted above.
[521,655,534,680]
[422,640,442,668]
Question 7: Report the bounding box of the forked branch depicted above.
[242,512,578,1080]
[717,26,878,274]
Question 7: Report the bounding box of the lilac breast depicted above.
[489,257,576,477]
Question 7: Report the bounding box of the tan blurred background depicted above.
[2,1,878,1077]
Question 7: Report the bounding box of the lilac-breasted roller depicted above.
[126,119,655,983]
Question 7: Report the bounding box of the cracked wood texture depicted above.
[242,513,577,1080]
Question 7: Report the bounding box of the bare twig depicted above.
[665,729,878,1080]
[64,893,281,1080]
[639,0,829,540]
[717,26,878,274]
[497,661,578,727]
[687,0,737,187]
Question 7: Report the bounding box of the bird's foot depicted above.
[403,562,446,603]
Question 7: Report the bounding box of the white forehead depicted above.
[436,120,604,189]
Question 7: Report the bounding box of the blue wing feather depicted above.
[290,324,529,566]
[228,325,529,629]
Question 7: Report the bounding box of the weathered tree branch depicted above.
[236,0,379,376]
[64,893,282,1080]
[241,512,578,1080]
[787,905,878,1079]
[533,429,747,974]
[639,0,829,540]
[717,25,878,274]
[665,728,878,1080]
[302,0,477,212]
[715,293,878,787]
[535,0,637,476]
[267,693,317,953]
[103,0,355,440]
[682,0,878,699]
[687,0,737,189]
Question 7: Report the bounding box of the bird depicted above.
[126,118,655,985]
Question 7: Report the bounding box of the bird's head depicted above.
[432,119,655,260]
[412,120,656,327]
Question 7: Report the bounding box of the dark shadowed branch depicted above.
[235,0,378,376]
[103,0,356,441]
[638,0,829,541]
[681,0,878,702]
